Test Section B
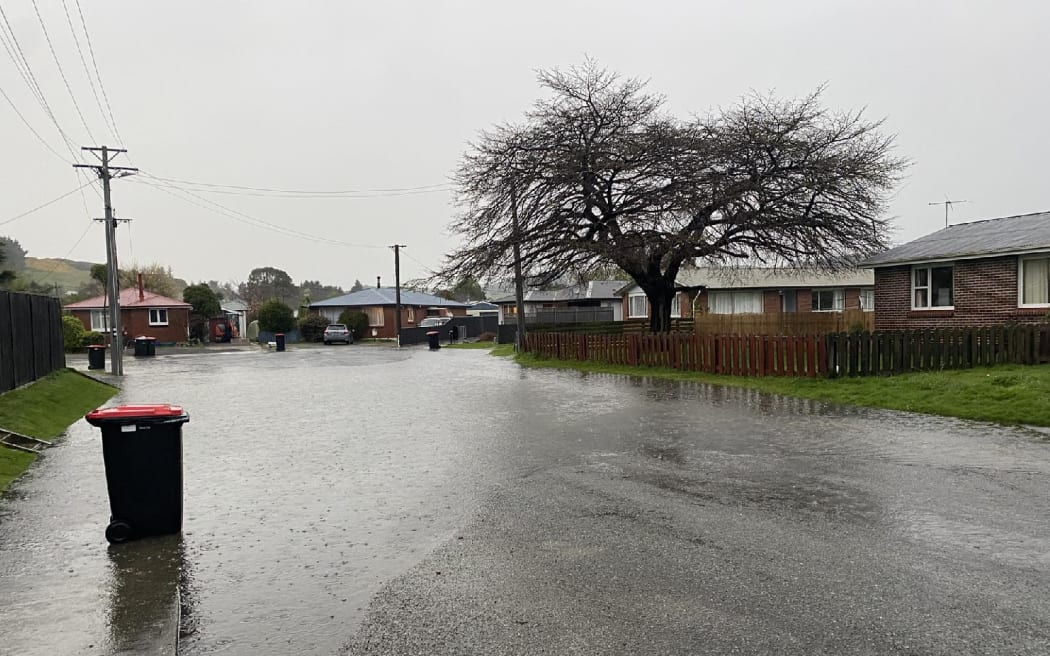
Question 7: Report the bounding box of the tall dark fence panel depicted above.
[0,290,66,393]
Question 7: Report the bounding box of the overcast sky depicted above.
[2,1,1048,292]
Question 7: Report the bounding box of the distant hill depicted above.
[20,257,100,295]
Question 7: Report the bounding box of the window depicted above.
[811,289,845,312]
[859,289,875,312]
[912,265,954,309]
[1019,255,1050,307]
[781,290,798,313]
[670,293,681,318]
[406,307,415,323]
[148,308,169,326]
[709,291,762,314]
[366,307,385,327]
[90,310,109,332]
[628,293,648,318]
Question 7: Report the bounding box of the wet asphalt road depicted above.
[1,344,1049,655]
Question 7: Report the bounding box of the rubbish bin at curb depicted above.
[133,336,157,357]
[85,404,190,544]
[426,330,441,350]
[275,333,286,352]
[87,344,106,370]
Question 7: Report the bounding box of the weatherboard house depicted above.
[65,283,191,345]
[308,287,468,339]
[860,211,1050,329]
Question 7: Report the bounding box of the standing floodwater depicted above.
[1,345,1049,655]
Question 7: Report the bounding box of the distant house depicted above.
[465,301,499,318]
[65,284,191,345]
[308,287,468,339]
[618,267,874,319]
[860,211,1050,329]
[492,280,628,324]
[220,298,248,337]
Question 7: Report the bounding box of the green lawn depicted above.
[446,341,499,350]
[0,369,118,491]
[513,353,1050,428]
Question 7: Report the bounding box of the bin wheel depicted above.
[106,520,133,544]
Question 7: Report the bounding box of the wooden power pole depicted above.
[75,146,137,376]
[391,244,406,346]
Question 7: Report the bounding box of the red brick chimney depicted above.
[137,272,145,301]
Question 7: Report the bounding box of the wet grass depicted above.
[514,353,1050,427]
[445,341,498,350]
[0,369,118,491]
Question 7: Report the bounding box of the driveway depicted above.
[1,345,1048,654]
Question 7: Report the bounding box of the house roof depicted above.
[468,301,499,311]
[860,211,1050,267]
[492,280,628,304]
[308,287,468,308]
[616,267,872,294]
[221,299,247,312]
[65,288,191,310]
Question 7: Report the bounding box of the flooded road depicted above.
[1,345,1049,654]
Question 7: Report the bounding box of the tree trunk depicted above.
[646,285,677,333]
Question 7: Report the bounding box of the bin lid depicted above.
[86,404,187,425]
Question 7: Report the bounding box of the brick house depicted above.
[860,211,1050,329]
[65,286,191,345]
[308,287,467,339]
[618,267,874,320]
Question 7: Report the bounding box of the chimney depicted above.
[137,272,145,301]
[376,276,381,289]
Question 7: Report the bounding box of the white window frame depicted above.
[670,293,681,318]
[90,310,109,332]
[148,308,169,326]
[911,264,955,310]
[811,288,845,312]
[1018,254,1050,308]
[628,293,648,318]
[859,289,875,312]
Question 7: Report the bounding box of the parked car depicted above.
[323,324,352,344]
[417,316,451,328]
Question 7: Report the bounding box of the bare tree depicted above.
[436,62,906,331]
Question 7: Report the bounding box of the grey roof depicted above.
[861,211,1050,267]
[309,287,468,308]
[221,299,247,312]
[468,301,499,311]
[492,280,629,304]
[616,267,871,294]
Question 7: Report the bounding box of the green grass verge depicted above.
[0,369,118,491]
[446,341,499,350]
[513,353,1050,428]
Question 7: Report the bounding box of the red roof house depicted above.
[65,280,191,345]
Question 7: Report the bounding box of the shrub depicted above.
[257,300,295,333]
[298,313,330,342]
[477,332,496,342]
[81,331,104,347]
[61,315,88,352]
[338,310,369,340]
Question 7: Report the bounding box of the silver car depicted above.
[322,324,352,344]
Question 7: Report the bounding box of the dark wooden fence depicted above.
[0,290,66,393]
[522,325,1050,378]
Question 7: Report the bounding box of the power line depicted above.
[60,0,115,142]
[140,172,452,197]
[0,3,78,152]
[0,83,69,161]
[134,177,388,249]
[36,218,95,284]
[72,0,122,145]
[29,0,96,141]
[0,180,94,227]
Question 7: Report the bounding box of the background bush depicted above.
[298,313,330,342]
[337,309,370,340]
[257,300,295,333]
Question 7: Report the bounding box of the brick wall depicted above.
[874,256,1048,329]
[70,308,190,344]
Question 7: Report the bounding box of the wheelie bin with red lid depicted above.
[85,404,189,543]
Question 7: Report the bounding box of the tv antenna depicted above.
[928,197,969,228]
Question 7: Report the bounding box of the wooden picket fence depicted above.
[521,325,1050,378]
